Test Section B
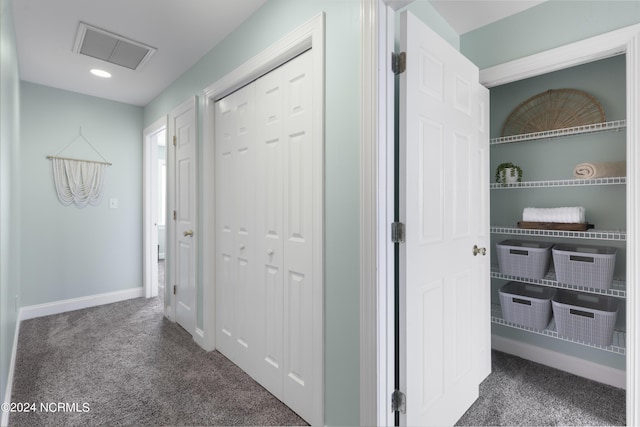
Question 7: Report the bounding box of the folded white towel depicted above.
[573,161,626,179]
[523,207,586,224]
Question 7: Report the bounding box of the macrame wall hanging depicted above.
[47,128,112,208]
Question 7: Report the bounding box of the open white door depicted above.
[398,11,490,426]
[171,97,197,336]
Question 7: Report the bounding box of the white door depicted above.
[399,11,490,426]
[280,50,314,419]
[214,50,316,424]
[254,62,285,398]
[214,83,257,373]
[172,97,197,335]
[214,90,237,358]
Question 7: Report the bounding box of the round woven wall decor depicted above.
[501,89,606,137]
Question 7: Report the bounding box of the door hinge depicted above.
[392,52,406,75]
[173,285,177,295]
[173,135,177,146]
[173,210,177,221]
[391,390,406,414]
[391,222,405,243]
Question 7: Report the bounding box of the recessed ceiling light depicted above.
[90,69,112,78]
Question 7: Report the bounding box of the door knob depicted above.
[473,245,486,256]
[267,249,274,256]
[183,230,194,237]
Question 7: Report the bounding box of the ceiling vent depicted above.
[73,22,156,71]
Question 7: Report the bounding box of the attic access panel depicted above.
[73,22,156,71]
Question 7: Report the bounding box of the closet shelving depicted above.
[490,119,626,145]
[491,304,626,355]
[490,226,626,241]
[489,176,625,189]
[490,119,627,354]
[490,267,626,298]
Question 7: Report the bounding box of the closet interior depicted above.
[489,54,627,386]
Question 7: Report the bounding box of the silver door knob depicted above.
[183,230,194,237]
[473,245,486,256]
[267,249,274,256]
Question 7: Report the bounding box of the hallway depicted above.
[9,296,307,426]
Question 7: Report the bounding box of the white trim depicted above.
[194,327,206,349]
[1,317,21,427]
[359,0,377,423]
[360,1,396,426]
[492,335,625,389]
[480,23,640,88]
[202,13,325,426]
[143,116,167,300]
[626,29,640,427]
[200,88,216,352]
[203,21,315,102]
[481,24,640,426]
[164,303,173,321]
[19,288,144,321]
[379,9,396,426]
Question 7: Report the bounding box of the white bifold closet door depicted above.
[216,81,257,375]
[215,50,314,422]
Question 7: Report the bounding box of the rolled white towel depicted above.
[523,207,586,224]
[573,161,626,179]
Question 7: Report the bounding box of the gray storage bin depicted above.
[552,243,616,290]
[496,239,553,279]
[552,290,618,346]
[499,281,555,330]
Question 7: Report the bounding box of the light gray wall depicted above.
[0,0,21,405]
[20,82,144,306]
[461,0,640,69]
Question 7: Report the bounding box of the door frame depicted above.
[201,13,325,426]
[360,1,411,425]
[143,116,167,299]
[359,1,396,425]
[359,3,640,423]
[480,24,640,426]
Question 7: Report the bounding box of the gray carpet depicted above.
[456,350,626,426]
[9,296,307,426]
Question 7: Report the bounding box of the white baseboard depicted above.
[164,305,173,321]
[194,327,205,348]
[194,327,215,352]
[1,316,21,427]
[19,287,144,321]
[492,335,626,389]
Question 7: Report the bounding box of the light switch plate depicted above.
[109,198,118,209]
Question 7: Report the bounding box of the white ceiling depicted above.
[12,0,543,107]
[12,0,268,106]
[430,0,546,35]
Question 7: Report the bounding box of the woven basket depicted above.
[501,89,606,137]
